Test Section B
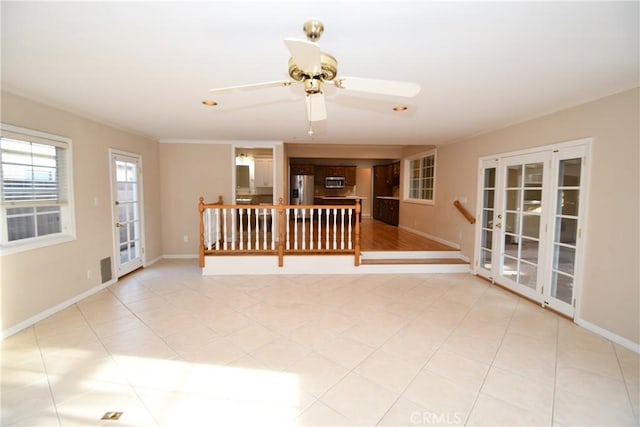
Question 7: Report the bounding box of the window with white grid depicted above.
[1,124,75,253]
[405,150,436,204]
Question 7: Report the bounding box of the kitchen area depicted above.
[289,159,401,226]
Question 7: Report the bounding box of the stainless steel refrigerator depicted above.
[290,174,314,218]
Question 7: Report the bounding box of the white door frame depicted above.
[109,149,146,277]
[474,138,591,318]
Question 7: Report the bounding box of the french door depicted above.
[476,141,589,317]
[111,151,144,277]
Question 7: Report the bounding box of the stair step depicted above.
[360,258,469,265]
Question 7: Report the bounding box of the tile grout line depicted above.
[32,326,63,427]
[461,287,521,426]
[90,282,167,426]
[373,276,492,426]
[550,311,560,426]
[611,339,639,423]
[296,274,440,424]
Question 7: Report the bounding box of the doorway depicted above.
[110,150,144,277]
[476,140,590,318]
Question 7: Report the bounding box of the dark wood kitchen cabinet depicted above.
[373,161,400,226]
[314,165,357,185]
[290,164,315,176]
[344,166,356,186]
[375,197,399,226]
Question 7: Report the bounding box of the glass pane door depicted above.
[543,146,587,317]
[475,141,589,319]
[496,152,549,300]
[477,158,498,278]
[112,153,143,277]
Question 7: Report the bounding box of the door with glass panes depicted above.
[111,152,144,277]
[476,142,588,318]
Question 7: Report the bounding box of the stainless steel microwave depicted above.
[325,176,346,188]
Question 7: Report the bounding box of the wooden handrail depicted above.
[453,200,476,224]
[199,197,361,268]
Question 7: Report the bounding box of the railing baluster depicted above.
[309,208,314,250]
[262,208,267,250]
[246,208,252,250]
[340,208,345,250]
[325,208,330,249]
[204,208,210,249]
[348,209,353,250]
[222,209,228,250]
[254,207,260,250]
[215,208,221,251]
[286,208,291,250]
[294,208,299,250]
[271,208,276,250]
[238,208,244,250]
[230,209,236,250]
[301,209,306,250]
[332,208,337,249]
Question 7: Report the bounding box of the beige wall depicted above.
[1,91,162,333]
[159,143,233,255]
[400,88,639,345]
[159,142,285,256]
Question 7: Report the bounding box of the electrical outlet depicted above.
[87,269,92,279]
[183,235,189,243]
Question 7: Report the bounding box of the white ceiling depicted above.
[2,1,638,146]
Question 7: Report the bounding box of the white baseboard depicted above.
[398,225,461,250]
[1,278,117,340]
[162,254,199,259]
[575,317,640,354]
[144,255,163,266]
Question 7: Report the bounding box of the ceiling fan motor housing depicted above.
[288,53,337,83]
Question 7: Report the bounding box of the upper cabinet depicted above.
[344,166,356,186]
[313,165,356,185]
[254,157,273,187]
[291,164,315,176]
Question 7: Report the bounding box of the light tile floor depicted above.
[2,260,638,426]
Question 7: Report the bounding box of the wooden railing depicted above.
[198,196,361,268]
[453,199,476,224]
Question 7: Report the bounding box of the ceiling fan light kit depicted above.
[208,19,420,130]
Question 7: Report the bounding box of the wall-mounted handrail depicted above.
[453,200,476,224]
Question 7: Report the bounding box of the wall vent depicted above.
[100,257,112,283]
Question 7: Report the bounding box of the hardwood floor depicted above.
[232,217,457,253]
[358,218,457,252]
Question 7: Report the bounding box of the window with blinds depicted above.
[405,150,436,204]
[1,124,75,253]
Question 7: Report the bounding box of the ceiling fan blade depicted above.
[306,92,327,122]
[209,80,294,94]
[334,77,421,97]
[284,38,321,75]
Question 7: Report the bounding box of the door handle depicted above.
[116,223,121,228]
[495,223,502,228]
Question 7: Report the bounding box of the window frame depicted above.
[0,123,76,255]
[403,149,437,205]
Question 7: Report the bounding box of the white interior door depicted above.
[475,142,589,318]
[111,151,144,277]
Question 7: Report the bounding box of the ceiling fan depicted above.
[209,20,421,124]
